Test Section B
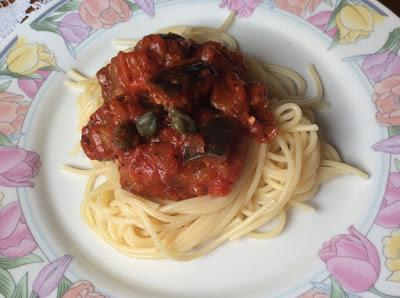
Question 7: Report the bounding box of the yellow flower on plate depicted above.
[6,37,56,76]
[383,230,400,282]
[336,5,383,44]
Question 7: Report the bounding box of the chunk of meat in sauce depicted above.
[119,127,246,200]
[200,42,276,142]
[148,61,217,110]
[81,95,145,160]
[97,33,198,102]
[119,142,179,198]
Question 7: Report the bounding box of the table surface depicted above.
[380,0,400,15]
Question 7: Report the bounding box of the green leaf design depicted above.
[55,1,80,13]
[43,13,64,23]
[0,268,15,298]
[323,0,333,6]
[395,159,400,172]
[326,0,346,32]
[44,19,59,27]
[330,278,348,298]
[388,126,400,137]
[11,274,28,298]
[0,80,11,92]
[30,22,60,35]
[0,254,43,270]
[56,277,72,298]
[0,132,14,147]
[39,65,65,73]
[125,0,139,11]
[377,27,400,54]
[0,57,6,71]
[0,69,42,79]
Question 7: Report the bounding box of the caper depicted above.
[136,111,158,138]
[113,121,139,151]
[169,108,196,134]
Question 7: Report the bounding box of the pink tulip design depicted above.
[33,255,72,298]
[275,0,322,17]
[375,172,400,228]
[18,70,50,99]
[62,281,105,298]
[219,0,262,18]
[79,0,132,30]
[0,91,29,136]
[307,11,337,38]
[58,13,92,44]
[135,0,155,17]
[362,51,400,83]
[372,136,400,154]
[0,201,37,258]
[0,147,41,187]
[319,226,380,293]
[373,74,400,126]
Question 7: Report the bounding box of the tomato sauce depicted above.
[81,33,276,200]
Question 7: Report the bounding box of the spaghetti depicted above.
[64,16,368,261]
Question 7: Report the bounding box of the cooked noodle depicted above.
[64,14,368,261]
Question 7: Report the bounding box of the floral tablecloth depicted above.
[0,0,49,42]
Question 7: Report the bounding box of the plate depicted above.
[1,0,400,297]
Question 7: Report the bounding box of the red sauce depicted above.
[81,33,276,201]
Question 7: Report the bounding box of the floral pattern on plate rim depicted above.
[0,0,399,297]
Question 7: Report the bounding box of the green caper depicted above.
[169,108,196,134]
[135,111,158,138]
[113,121,139,151]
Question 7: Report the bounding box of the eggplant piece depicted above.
[150,61,217,93]
[204,117,237,156]
[181,62,217,76]
[159,33,185,40]
[184,117,237,163]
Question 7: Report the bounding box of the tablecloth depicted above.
[0,0,48,41]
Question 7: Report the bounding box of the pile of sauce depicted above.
[81,33,276,200]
